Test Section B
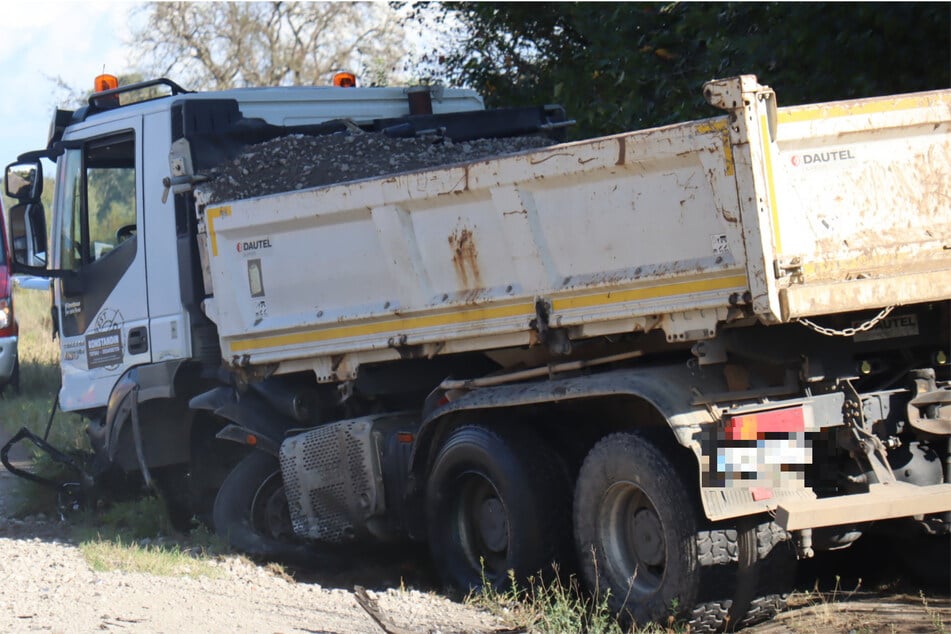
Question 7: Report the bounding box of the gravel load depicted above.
[197,131,554,204]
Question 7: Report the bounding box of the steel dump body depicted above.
[197,77,951,378]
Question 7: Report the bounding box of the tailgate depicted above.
[770,90,951,320]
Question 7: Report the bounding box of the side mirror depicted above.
[5,161,43,201]
[9,202,47,269]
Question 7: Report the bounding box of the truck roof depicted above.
[60,81,486,137]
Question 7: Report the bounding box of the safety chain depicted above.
[796,305,895,337]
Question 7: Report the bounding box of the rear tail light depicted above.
[710,405,812,492]
[724,406,806,440]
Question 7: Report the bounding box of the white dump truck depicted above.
[3,74,949,631]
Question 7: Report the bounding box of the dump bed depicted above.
[196,76,951,379]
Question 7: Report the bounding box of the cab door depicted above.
[53,118,150,410]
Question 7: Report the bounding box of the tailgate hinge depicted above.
[773,256,803,281]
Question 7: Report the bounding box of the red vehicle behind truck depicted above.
[0,197,19,394]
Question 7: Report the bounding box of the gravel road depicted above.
[0,451,509,634]
[0,542,504,634]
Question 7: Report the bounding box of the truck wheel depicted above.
[153,465,200,532]
[213,450,309,562]
[426,424,571,594]
[899,532,951,588]
[574,432,708,629]
[728,520,795,630]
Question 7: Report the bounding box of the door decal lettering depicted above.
[86,328,123,369]
[86,308,126,370]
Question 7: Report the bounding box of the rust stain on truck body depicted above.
[448,227,482,290]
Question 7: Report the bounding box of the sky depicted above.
[0,2,137,166]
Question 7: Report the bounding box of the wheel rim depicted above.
[598,480,666,597]
[454,472,510,577]
[250,470,295,541]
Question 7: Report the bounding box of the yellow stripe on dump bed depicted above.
[228,274,749,353]
[550,274,748,312]
[695,119,735,176]
[777,92,951,125]
[206,206,232,257]
[759,115,782,254]
[229,302,536,352]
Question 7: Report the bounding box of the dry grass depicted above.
[0,285,84,449]
[772,578,950,634]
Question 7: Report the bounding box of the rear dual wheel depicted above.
[729,520,795,630]
[574,432,796,631]
[426,424,572,593]
[574,432,704,627]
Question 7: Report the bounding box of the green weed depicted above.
[921,591,948,634]
[524,572,625,634]
[465,561,691,634]
[79,537,222,578]
[71,496,174,543]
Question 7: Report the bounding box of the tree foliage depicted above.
[132,2,407,89]
[411,2,950,139]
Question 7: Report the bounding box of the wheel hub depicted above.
[599,481,667,595]
[253,472,295,541]
[630,507,664,567]
[477,497,508,553]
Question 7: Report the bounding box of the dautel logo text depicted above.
[236,238,272,253]
[789,149,856,167]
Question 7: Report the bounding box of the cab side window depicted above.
[59,133,136,272]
